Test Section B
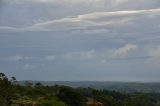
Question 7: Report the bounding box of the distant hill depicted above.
[18,81,160,93]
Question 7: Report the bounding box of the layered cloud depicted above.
[0,55,32,61]
[1,0,159,7]
[114,44,137,57]
[0,0,160,27]
[0,8,160,33]
[0,0,160,81]
[44,44,138,62]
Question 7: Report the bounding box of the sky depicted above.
[0,0,160,81]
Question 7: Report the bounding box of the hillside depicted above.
[1,73,160,106]
[18,81,160,93]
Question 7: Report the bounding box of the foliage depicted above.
[0,73,13,106]
[40,99,67,106]
[57,86,86,106]
[1,73,160,106]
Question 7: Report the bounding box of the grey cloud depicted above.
[0,0,160,81]
[0,0,160,27]
[0,26,20,32]
[1,8,160,32]
[0,55,32,61]
[114,44,137,57]
[149,47,160,59]
[59,44,138,63]
[45,55,56,61]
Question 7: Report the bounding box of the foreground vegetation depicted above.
[1,73,160,106]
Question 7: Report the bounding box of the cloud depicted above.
[77,8,160,20]
[114,44,137,56]
[71,29,109,34]
[27,18,95,31]
[23,64,34,69]
[61,44,138,62]
[1,0,106,4]
[0,56,32,61]
[63,50,95,61]
[1,0,160,29]
[0,8,160,33]
[0,26,20,32]
[149,47,160,58]
[2,0,159,7]
[1,0,160,81]
[29,8,160,31]
[45,55,56,61]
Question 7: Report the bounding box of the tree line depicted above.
[1,73,160,106]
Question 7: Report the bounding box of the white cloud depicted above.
[23,64,34,69]
[2,0,106,4]
[45,55,56,61]
[115,0,129,4]
[71,29,109,34]
[149,47,160,58]
[2,0,158,7]
[0,0,160,81]
[0,56,32,61]
[29,8,160,31]
[0,26,20,32]
[61,44,138,62]
[63,50,95,61]
[1,8,160,32]
[28,18,95,31]
[114,44,137,56]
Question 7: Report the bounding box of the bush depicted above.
[40,99,67,106]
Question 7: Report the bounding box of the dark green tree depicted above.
[0,73,13,106]
[57,86,85,106]
[132,95,150,106]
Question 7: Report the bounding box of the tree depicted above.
[0,73,13,106]
[24,81,33,87]
[40,99,67,106]
[35,82,43,87]
[57,86,85,106]
[132,95,150,106]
